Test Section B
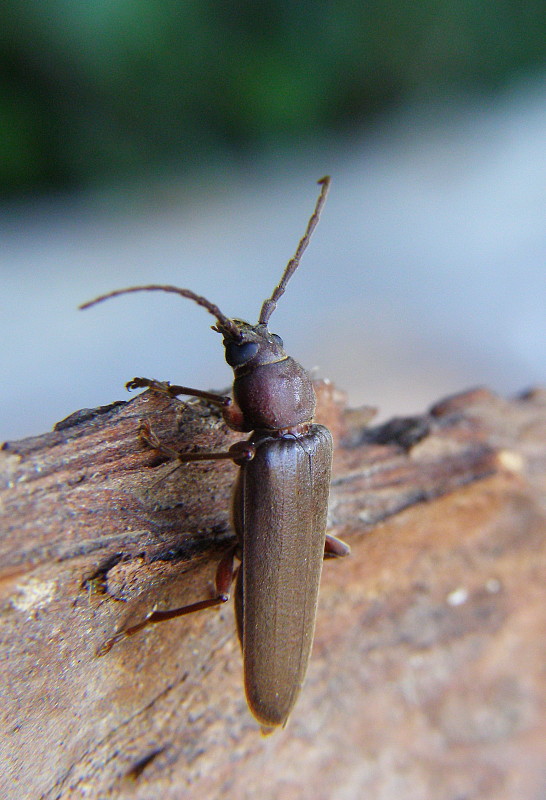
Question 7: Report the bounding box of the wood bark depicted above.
[1,382,545,800]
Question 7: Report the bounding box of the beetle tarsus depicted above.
[97,629,127,657]
[126,377,169,393]
[98,547,238,655]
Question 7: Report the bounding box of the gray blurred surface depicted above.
[1,78,545,441]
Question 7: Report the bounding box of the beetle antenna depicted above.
[80,284,242,340]
[259,176,330,325]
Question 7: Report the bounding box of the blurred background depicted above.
[1,1,545,440]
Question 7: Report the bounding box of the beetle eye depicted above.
[271,334,283,347]
[224,341,259,367]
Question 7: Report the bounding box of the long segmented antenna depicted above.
[81,177,330,335]
[80,284,243,340]
[259,176,330,325]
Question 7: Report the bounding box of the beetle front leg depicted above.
[127,376,232,407]
[127,377,250,431]
[324,533,351,559]
[98,546,238,656]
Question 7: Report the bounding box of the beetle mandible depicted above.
[81,176,350,731]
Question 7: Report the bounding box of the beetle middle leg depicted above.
[97,424,254,656]
[98,545,239,656]
[138,420,255,465]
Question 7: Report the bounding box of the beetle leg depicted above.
[127,378,249,433]
[139,420,256,465]
[98,546,238,656]
[126,376,231,406]
[323,533,351,559]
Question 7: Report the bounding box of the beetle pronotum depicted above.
[81,177,350,731]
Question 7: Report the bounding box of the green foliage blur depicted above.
[1,1,545,194]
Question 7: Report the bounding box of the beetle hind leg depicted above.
[324,533,351,559]
[97,546,238,656]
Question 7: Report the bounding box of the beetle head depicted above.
[213,319,287,373]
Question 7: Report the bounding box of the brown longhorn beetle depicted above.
[81,177,350,731]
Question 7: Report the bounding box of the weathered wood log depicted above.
[1,383,544,800]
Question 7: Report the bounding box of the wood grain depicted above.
[1,382,545,800]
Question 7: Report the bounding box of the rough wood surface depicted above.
[1,382,545,800]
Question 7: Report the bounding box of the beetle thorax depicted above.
[219,321,316,432]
